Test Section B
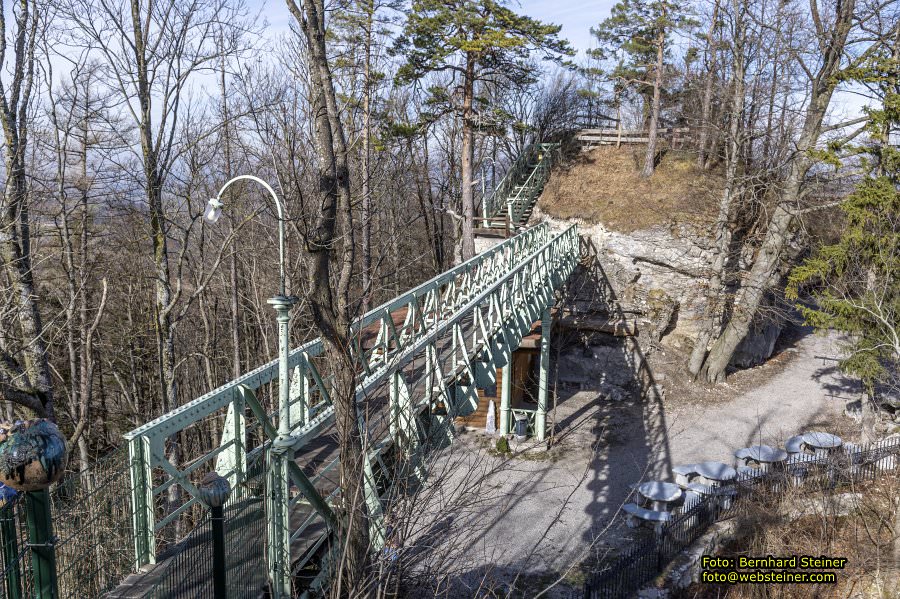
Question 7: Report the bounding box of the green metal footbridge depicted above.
[48,149,574,598]
[114,227,578,597]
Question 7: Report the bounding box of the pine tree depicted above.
[786,42,900,423]
[590,0,691,177]
[394,0,572,260]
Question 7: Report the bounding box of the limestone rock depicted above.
[543,214,785,367]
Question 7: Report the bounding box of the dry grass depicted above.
[539,146,724,232]
[680,472,900,599]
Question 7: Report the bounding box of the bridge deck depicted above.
[108,312,479,597]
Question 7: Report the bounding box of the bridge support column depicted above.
[536,307,551,441]
[499,359,511,435]
[127,435,156,569]
[266,444,292,599]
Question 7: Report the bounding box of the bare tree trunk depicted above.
[285,0,371,593]
[696,0,720,169]
[641,23,665,179]
[0,0,53,417]
[361,0,374,310]
[698,0,857,382]
[460,53,477,259]
[688,0,746,376]
[219,37,242,380]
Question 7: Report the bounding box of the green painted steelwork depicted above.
[482,143,559,229]
[122,217,579,594]
[25,490,57,599]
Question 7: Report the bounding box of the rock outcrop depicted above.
[538,208,785,368]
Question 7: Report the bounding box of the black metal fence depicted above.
[0,444,271,599]
[582,438,900,599]
[0,447,136,599]
[138,450,269,598]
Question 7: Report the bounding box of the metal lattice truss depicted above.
[124,223,579,589]
[482,143,559,227]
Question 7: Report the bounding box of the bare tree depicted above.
[284,0,371,593]
[0,0,52,417]
[696,0,895,382]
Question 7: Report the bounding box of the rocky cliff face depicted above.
[538,209,785,368]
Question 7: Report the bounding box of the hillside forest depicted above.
[0,0,898,593]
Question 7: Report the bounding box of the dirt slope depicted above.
[539,146,724,232]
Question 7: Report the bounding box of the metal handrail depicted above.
[506,144,557,227]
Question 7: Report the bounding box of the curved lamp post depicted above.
[205,175,295,438]
[205,176,295,598]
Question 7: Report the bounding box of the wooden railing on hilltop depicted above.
[576,127,693,149]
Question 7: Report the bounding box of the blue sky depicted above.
[518,0,614,53]
[251,0,612,57]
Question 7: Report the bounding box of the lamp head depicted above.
[204,197,224,224]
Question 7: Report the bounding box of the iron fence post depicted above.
[211,505,227,599]
[0,492,20,599]
[25,489,57,599]
[198,472,232,599]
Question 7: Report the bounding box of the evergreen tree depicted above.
[590,0,691,177]
[394,0,572,260]
[787,43,900,425]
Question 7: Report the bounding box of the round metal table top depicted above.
[637,481,683,502]
[694,461,737,481]
[741,445,788,463]
[802,431,842,449]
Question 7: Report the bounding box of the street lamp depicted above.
[205,175,296,598]
[205,175,296,437]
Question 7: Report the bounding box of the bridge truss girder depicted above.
[123,223,578,595]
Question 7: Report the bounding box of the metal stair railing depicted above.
[506,143,558,228]
[482,142,559,230]
[482,144,537,220]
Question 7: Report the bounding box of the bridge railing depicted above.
[506,143,559,227]
[123,223,558,568]
[482,144,535,219]
[576,127,693,149]
[352,221,580,448]
[483,143,560,226]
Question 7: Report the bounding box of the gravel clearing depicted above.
[414,329,859,597]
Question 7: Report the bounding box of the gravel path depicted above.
[421,330,859,596]
[661,330,854,466]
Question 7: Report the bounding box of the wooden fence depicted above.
[576,127,693,149]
